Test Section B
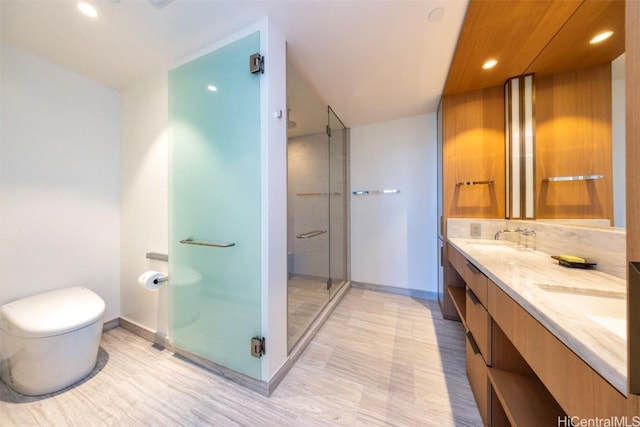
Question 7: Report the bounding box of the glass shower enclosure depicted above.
[286,61,348,351]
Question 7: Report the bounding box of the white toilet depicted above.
[0,287,105,396]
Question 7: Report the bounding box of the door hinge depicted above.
[326,278,332,291]
[326,125,332,137]
[250,53,264,74]
[251,336,265,358]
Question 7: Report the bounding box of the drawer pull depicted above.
[466,331,481,355]
[466,288,481,305]
[466,262,481,275]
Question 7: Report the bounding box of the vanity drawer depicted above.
[466,263,488,308]
[466,287,492,365]
[448,243,469,280]
[466,334,491,426]
[449,245,488,307]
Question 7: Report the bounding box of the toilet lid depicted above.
[0,287,106,338]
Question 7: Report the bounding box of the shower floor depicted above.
[287,276,330,350]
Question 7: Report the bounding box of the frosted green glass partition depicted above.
[168,32,262,379]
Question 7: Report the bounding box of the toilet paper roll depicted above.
[138,271,166,291]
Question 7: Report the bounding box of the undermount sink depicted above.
[464,239,533,256]
[466,239,510,245]
[536,284,626,339]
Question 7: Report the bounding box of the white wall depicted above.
[350,114,437,294]
[120,73,169,334]
[261,19,288,382]
[0,43,121,320]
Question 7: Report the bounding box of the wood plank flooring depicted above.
[0,288,482,426]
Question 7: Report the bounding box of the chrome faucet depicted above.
[494,229,516,240]
[494,228,537,240]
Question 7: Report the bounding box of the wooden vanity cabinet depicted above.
[448,245,567,426]
[448,245,493,425]
[488,282,627,419]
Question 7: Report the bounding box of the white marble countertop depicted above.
[448,237,628,395]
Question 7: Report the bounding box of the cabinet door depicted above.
[466,334,491,425]
[466,288,492,365]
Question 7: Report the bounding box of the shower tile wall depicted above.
[288,132,329,278]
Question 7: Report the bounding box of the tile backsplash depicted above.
[447,218,626,279]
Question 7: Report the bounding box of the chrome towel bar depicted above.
[180,239,235,248]
[297,192,342,197]
[352,189,400,195]
[296,230,327,239]
[455,180,495,187]
[543,174,603,182]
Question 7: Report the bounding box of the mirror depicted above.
[611,53,626,229]
[505,59,626,228]
[511,55,625,229]
[500,0,626,229]
[533,55,625,229]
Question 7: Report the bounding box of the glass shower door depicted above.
[168,32,262,379]
[286,60,331,351]
[328,107,347,299]
[286,127,331,351]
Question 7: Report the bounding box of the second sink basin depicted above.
[536,284,626,339]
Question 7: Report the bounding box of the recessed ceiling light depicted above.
[482,59,498,70]
[207,85,218,92]
[77,2,98,18]
[590,31,613,44]
[148,0,175,9]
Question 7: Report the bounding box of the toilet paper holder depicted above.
[154,276,168,285]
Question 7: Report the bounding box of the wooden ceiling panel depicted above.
[443,0,625,97]
[443,0,581,96]
[525,0,625,76]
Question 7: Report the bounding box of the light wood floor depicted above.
[0,288,482,426]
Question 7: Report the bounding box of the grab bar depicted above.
[296,230,327,239]
[180,238,235,248]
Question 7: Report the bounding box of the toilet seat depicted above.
[0,287,105,338]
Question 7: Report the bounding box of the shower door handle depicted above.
[296,230,327,239]
[180,238,235,248]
